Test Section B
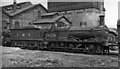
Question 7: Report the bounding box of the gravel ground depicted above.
[1,46,119,67]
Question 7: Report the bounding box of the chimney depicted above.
[99,14,105,25]
[38,10,41,18]
[13,0,17,12]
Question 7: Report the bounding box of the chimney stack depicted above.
[99,14,105,25]
[13,0,17,12]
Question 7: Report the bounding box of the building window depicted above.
[22,33,25,36]
[4,26,7,29]
[56,22,65,27]
[15,21,20,28]
[2,21,10,30]
[80,22,87,27]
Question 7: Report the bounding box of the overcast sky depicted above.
[0,0,119,28]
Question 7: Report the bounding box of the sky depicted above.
[0,0,119,28]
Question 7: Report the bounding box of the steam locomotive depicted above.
[9,23,117,55]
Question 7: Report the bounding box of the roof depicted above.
[33,12,71,24]
[1,7,10,17]
[9,4,48,17]
[48,2,105,12]
[2,1,32,8]
[41,12,59,16]
[11,25,41,30]
[33,13,71,24]
[2,10,11,17]
[34,16,63,24]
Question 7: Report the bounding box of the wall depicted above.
[58,8,101,27]
[3,2,32,13]
[48,2,104,12]
[2,12,11,32]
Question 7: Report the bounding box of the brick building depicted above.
[1,1,48,31]
[33,12,71,30]
[48,1,105,28]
